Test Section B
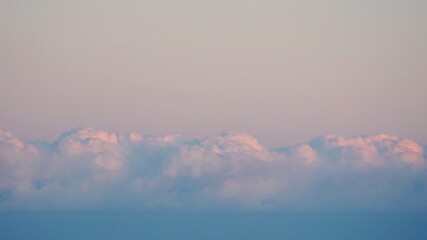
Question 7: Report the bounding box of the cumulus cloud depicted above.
[0,128,426,211]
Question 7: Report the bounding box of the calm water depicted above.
[1,212,426,240]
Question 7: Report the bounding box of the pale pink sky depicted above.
[0,0,426,147]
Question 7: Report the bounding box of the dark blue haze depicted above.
[1,212,426,240]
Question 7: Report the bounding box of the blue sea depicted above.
[1,212,426,240]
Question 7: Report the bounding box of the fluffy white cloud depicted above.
[0,128,426,211]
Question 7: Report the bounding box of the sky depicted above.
[1,212,427,240]
[0,0,426,147]
[1,2,427,239]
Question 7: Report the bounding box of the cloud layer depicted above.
[1,128,426,211]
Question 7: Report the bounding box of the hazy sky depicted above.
[1,0,426,147]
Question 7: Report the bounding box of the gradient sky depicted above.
[0,0,426,147]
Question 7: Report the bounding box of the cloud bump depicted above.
[0,128,426,211]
